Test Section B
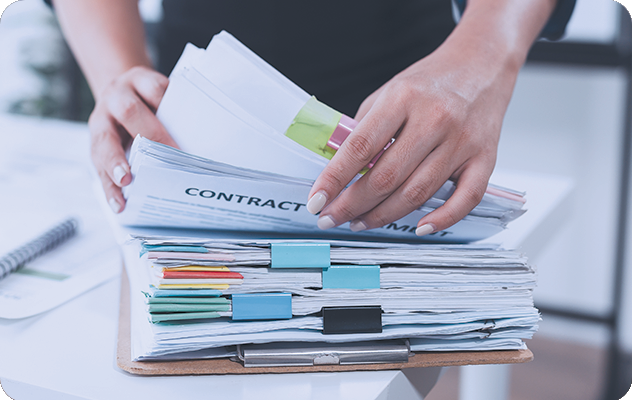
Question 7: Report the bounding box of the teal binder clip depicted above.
[232,293,293,320]
[270,243,330,269]
[322,265,380,289]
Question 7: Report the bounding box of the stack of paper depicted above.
[110,31,538,365]
[122,235,539,361]
[118,136,525,243]
[116,31,527,243]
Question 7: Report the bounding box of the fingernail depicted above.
[307,191,327,214]
[109,198,122,214]
[317,215,336,230]
[415,223,435,236]
[350,220,368,232]
[113,164,128,186]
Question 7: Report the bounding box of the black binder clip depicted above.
[322,306,383,334]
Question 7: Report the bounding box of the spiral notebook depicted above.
[0,129,121,319]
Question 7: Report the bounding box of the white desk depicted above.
[0,114,573,400]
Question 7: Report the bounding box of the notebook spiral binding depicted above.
[0,218,79,279]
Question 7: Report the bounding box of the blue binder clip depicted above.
[270,243,330,269]
[232,293,293,320]
[322,265,380,289]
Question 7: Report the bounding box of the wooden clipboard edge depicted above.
[116,265,533,376]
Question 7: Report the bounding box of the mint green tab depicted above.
[284,96,341,160]
[270,243,330,269]
[147,297,230,305]
[148,303,231,313]
[150,289,221,297]
[140,244,208,257]
[322,265,381,289]
[150,312,221,323]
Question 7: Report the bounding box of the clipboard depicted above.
[116,268,533,376]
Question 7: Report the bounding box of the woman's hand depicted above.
[306,0,555,236]
[88,66,177,213]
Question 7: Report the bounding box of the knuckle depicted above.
[400,181,433,208]
[319,175,345,196]
[400,166,447,208]
[148,79,168,100]
[427,100,457,130]
[461,184,486,207]
[366,165,400,197]
[115,95,143,121]
[128,65,146,75]
[344,133,376,165]
[319,164,350,192]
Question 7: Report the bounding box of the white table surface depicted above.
[0,114,573,400]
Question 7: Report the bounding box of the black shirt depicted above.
[157,0,455,116]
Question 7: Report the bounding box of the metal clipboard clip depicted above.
[235,339,411,368]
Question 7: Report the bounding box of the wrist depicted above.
[443,0,556,75]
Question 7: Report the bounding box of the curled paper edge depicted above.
[614,0,632,19]
[0,1,19,20]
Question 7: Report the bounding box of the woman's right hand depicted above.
[88,66,178,213]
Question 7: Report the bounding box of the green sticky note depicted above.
[284,96,341,160]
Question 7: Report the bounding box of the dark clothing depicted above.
[157,0,456,116]
[454,0,576,41]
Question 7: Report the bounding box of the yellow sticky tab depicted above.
[157,284,230,290]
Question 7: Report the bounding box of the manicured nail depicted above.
[415,223,435,236]
[113,164,128,186]
[350,220,368,232]
[109,198,122,214]
[307,191,327,214]
[317,215,336,230]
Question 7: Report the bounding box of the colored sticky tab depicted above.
[148,303,231,313]
[150,312,221,323]
[270,243,330,269]
[232,293,292,320]
[140,244,207,257]
[322,265,380,289]
[157,284,229,290]
[322,306,383,334]
[150,289,221,297]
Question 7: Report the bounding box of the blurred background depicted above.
[0,0,631,399]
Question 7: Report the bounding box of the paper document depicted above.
[119,235,539,361]
[115,31,527,243]
[118,137,525,243]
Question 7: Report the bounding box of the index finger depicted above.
[306,103,405,214]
